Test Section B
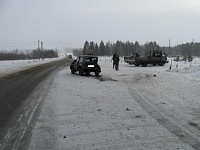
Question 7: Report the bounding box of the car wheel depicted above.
[79,68,83,76]
[71,67,75,74]
[95,71,99,76]
[159,62,164,66]
[86,72,90,76]
[142,64,147,67]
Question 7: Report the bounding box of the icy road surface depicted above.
[27,57,200,150]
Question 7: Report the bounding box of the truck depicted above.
[124,50,168,67]
[124,53,139,64]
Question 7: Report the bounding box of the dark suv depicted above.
[70,55,101,76]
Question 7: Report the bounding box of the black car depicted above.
[70,55,101,76]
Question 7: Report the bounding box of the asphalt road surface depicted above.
[0,57,71,150]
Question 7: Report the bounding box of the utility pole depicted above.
[41,41,43,60]
[38,40,40,61]
[41,42,43,50]
[169,39,170,56]
[192,38,194,56]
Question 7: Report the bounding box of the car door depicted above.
[74,57,80,71]
[76,56,81,70]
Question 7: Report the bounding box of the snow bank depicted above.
[0,55,66,78]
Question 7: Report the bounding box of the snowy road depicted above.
[27,57,200,150]
[0,58,71,150]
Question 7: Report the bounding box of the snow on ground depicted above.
[0,53,66,78]
[1,55,200,149]
[24,56,200,149]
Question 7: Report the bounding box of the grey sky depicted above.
[0,0,200,51]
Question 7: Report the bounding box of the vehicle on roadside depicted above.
[124,50,168,67]
[68,54,72,59]
[124,53,140,64]
[70,55,101,76]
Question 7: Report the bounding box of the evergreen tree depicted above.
[99,40,105,56]
[83,41,89,54]
[89,41,95,50]
[135,41,140,54]
[105,41,113,56]
[115,41,122,56]
[89,41,95,55]
[81,40,200,57]
[94,43,99,56]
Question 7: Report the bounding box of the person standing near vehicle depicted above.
[114,54,120,70]
[112,53,117,69]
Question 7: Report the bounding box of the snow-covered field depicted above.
[0,54,66,78]
[1,56,200,149]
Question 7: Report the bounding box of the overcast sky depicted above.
[0,0,200,51]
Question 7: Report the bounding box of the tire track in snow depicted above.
[127,84,200,150]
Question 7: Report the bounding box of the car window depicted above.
[79,57,83,62]
[162,53,166,57]
[85,57,98,61]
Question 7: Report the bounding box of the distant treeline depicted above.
[0,49,58,60]
[73,40,200,57]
